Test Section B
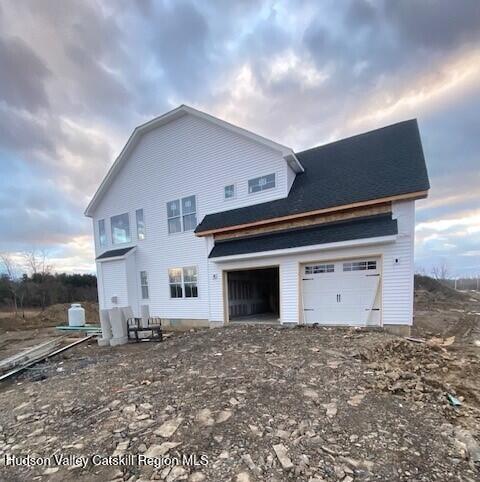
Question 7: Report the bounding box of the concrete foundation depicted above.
[384,324,411,336]
[161,318,210,331]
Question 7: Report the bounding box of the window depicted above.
[140,271,149,299]
[305,264,334,274]
[182,196,197,231]
[224,184,235,200]
[111,213,130,244]
[248,173,275,193]
[167,195,197,233]
[136,209,146,240]
[183,266,198,298]
[168,268,183,298]
[168,266,198,298]
[343,260,377,272]
[167,200,181,234]
[98,219,106,247]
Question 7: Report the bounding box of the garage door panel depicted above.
[302,257,381,326]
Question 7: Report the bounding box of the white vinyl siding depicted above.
[92,112,290,320]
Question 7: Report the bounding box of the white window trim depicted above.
[224,183,236,201]
[167,195,198,235]
[110,212,132,245]
[168,266,199,299]
[248,172,276,195]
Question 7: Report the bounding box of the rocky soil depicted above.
[0,325,479,482]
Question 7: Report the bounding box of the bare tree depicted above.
[0,253,21,316]
[23,249,53,310]
[432,262,449,281]
[23,248,52,277]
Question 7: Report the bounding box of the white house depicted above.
[85,105,429,334]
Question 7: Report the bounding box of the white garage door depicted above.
[302,257,381,326]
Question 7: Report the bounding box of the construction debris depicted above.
[0,335,94,381]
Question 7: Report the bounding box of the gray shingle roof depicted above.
[209,214,398,258]
[196,119,429,234]
[96,247,135,260]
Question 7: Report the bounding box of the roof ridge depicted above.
[295,119,418,156]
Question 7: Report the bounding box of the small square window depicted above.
[224,184,235,199]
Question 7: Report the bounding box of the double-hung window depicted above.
[140,271,149,299]
[248,173,275,193]
[167,195,197,233]
[98,219,106,247]
[168,266,198,298]
[111,213,130,244]
[136,209,146,240]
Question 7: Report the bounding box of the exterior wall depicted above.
[98,259,129,309]
[208,200,415,326]
[92,113,292,320]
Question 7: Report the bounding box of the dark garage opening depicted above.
[227,267,280,322]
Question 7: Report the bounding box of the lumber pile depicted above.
[0,338,64,374]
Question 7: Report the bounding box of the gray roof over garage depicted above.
[196,119,429,234]
[208,214,398,258]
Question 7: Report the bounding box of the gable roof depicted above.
[85,105,303,217]
[195,119,429,235]
[209,214,398,258]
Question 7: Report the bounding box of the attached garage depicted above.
[301,257,382,326]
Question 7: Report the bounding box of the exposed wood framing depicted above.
[215,203,391,241]
[196,190,428,237]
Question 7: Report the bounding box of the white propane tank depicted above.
[68,303,86,327]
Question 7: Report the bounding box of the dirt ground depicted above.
[0,282,479,481]
[0,325,479,481]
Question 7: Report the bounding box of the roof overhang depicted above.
[196,190,428,237]
[96,246,136,263]
[85,105,303,217]
[211,234,397,263]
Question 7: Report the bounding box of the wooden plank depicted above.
[196,190,429,237]
[0,335,95,382]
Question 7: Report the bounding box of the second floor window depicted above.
[136,209,146,240]
[111,213,130,244]
[167,195,197,233]
[248,173,275,193]
[98,219,106,247]
[224,184,235,200]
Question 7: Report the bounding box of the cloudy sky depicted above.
[1,0,479,277]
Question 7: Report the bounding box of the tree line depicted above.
[0,251,97,317]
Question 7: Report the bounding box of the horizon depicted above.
[1,1,479,277]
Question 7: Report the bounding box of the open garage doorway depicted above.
[227,267,280,323]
